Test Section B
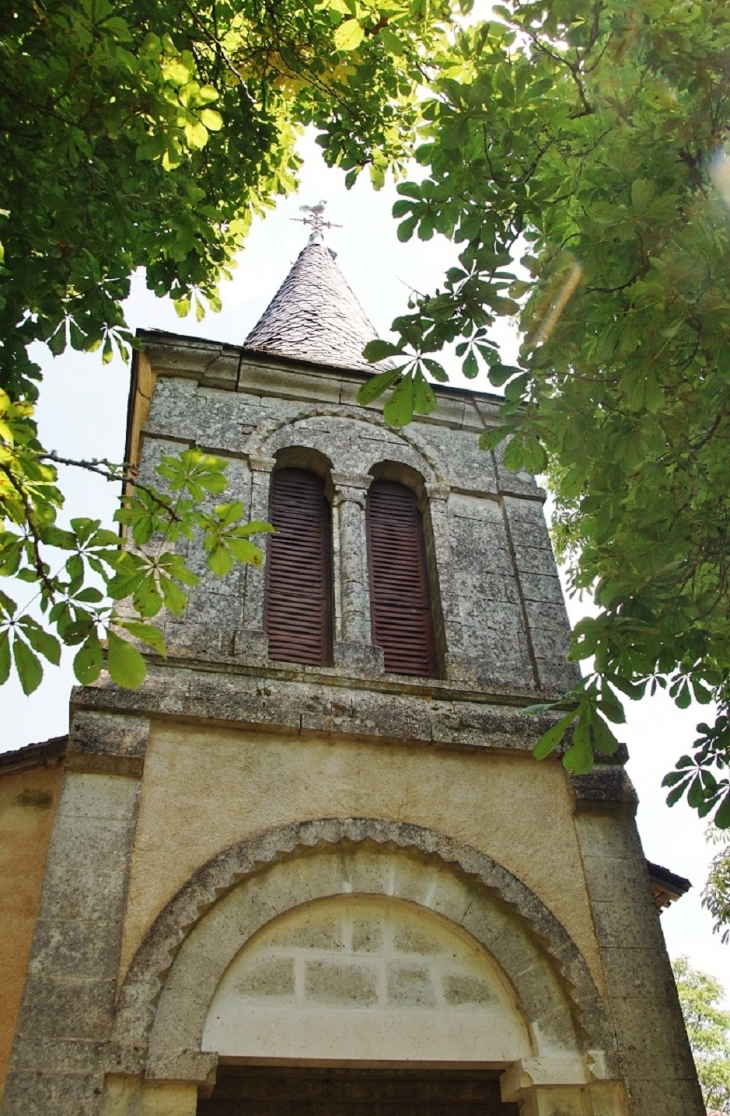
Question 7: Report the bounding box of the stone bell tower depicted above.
[2,220,703,1116]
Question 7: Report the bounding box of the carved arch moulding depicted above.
[112,818,617,1089]
[244,406,448,488]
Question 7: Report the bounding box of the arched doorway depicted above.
[114,822,619,1115]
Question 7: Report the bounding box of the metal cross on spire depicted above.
[291,200,342,242]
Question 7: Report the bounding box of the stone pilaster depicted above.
[235,455,276,661]
[2,712,150,1116]
[571,765,705,1116]
[423,483,456,674]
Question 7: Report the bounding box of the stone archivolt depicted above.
[113,817,614,1102]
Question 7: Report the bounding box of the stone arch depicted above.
[246,405,448,487]
[272,444,334,483]
[114,819,615,1082]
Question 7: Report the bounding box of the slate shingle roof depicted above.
[244,233,382,372]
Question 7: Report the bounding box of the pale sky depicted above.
[2,131,727,995]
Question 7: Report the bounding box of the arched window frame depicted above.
[263,452,334,667]
[365,464,444,679]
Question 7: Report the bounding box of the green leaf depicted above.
[74,587,104,603]
[0,630,10,685]
[18,617,61,665]
[502,436,525,471]
[200,108,222,132]
[666,779,691,807]
[533,709,578,760]
[422,358,448,382]
[362,339,405,362]
[159,574,188,613]
[687,775,705,809]
[489,363,522,388]
[383,375,415,428]
[236,520,276,537]
[714,790,730,829]
[589,711,620,756]
[675,680,692,710]
[107,630,147,689]
[462,350,479,379]
[521,436,547,474]
[207,544,233,577]
[596,688,626,724]
[13,635,43,695]
[133,576,163,618]
[73,632,103,685]
[118,620,166,655]
[357,368,402,405]
[209,502,241,528]
[227,537,264,565]
[334,18,364,50]
[412,371,436,415]
[479,425,509,452]
[379,26,404,54]
[562,716,594,775]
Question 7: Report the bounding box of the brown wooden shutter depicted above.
[264,468,332,666]
[366,479,437,677]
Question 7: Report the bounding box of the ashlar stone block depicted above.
[304,958,378,1006]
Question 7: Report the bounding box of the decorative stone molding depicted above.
[246,405,447,487]
[112,819,616,1082]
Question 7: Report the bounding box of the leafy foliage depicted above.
[704,827,730,945]
[0,0,455,400]
[0,0,458,691]
[0,388,272,691]
[359,0,730,824]
[673,956,730,1113]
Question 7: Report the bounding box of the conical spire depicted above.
[244,224,381,373]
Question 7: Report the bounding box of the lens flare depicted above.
[534,259,584,346]
[710,148,730,208]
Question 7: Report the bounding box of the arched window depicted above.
[366,479,437,677]
[264,468,332,666]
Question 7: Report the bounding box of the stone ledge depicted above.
[70,667,589,757]
[570,766,638,815]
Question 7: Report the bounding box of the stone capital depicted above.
[331,471,373,499]
[425,482,450,502]
[500,1056,589,1102]
[247,454,276,474]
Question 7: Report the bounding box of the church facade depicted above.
[1,231,703,1115]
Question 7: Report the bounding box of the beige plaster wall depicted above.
[120,722,603,993]
[0,763,63,1103]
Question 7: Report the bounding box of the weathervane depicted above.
[292,200,342,240]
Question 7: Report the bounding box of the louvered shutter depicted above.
[264,468,332,666]
[366,480,437,677]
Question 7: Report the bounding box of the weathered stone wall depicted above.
[2,716,150,1116]
[0,761,63,1105]
[135,341,579,699]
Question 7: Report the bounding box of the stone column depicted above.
[234,455,276,662]
[2,711,150,1116]
[570,762,705,1116]
[331,472,383,675]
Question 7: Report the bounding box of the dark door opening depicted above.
[198,1065,519,1115]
